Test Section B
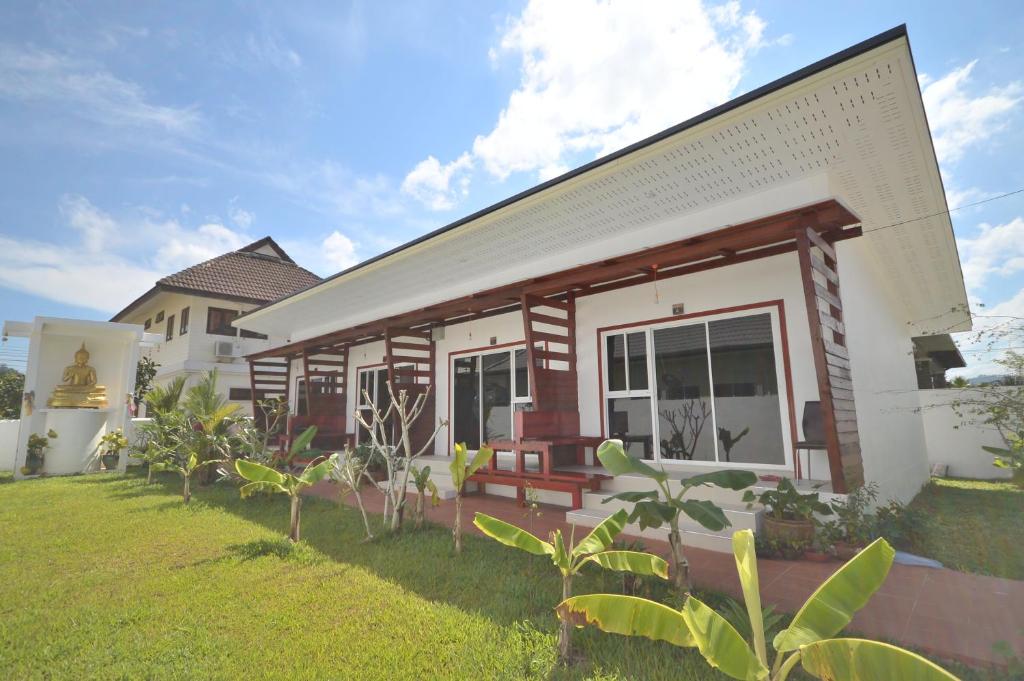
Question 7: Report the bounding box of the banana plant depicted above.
[475,508,668,664]
[559,529,960,681]
[235,452,339,542]
[597,439,757,590]
[150,447,219,504]
[409,465,440,529]
[449,442,494,553]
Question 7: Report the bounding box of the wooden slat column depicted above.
[248,357,290,429]
[521,293,579,415]
[384,327,435,451]
[301,344,349,429]
[795,226,863,493]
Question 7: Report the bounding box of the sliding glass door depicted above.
[603,308,789,468]
[451,347,531,450]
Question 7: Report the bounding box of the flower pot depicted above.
[101,454,120,471]
[833,540,864,560]
[23,454,43,475]
[763,515,815,544]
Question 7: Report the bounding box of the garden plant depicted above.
[474,508,668,663]
[559,529,961,680]
[449,442,493,553]
[597,439,756,590]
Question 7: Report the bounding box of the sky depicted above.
[0,1,1022,376]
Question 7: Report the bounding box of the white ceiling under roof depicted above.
[240,28,968,342]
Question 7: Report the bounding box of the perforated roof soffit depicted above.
[239,30,966,341]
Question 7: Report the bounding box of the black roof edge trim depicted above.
[238,24,908,323]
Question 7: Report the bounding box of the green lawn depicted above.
[0,472,725,680]
[0,472,1005,680]
[904,477,1024,580]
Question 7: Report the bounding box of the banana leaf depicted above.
[674,498,731,531]
[289,425,319,457]
[627,499,676,530]
[774,538,895,652]
[582,550,668,578]
[299,453,338,486]
[681,597,768,681]
[572,508,628,557]
[236,458,287,484]
[732,530,768,666]
[558,594,694,648]
[597,440,668,482]
[473,512,554,556]
[240,480,289,498]
[681,469,758,490]
[799,638,960,680]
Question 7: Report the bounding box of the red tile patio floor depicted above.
[306,482,1023,668]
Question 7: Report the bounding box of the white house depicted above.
[230,27,970,547]
[110,237,321,414]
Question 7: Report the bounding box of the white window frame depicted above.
[601,306,793,470]
[449,345,533,450]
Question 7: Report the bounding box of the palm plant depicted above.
[449,442,493,553]
[150,445,219,504]
[597,439,756,590]
[182,370,241,481]
[137,376,188,484]
[559,530,960,680]
[236,452,338,542]
[475,509,668,663]
[409,465,439,529]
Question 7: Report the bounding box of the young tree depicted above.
[353,383,446,532]
[333,445,376,541]
[597,439,756,591]
[475,509,668,664]
[449,442,493,553]
[409,465,440,529]
[236,451,338,543]
[0,368,25,419]
[559,530,959,680]
[133,357,159,411]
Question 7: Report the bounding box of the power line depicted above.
[862,187,1024,235]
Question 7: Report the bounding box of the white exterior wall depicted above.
[918,387,1014,479]
[122,292,284,416]
[838,238,930,503]
[313,241,932,503]
[0,420,18,471]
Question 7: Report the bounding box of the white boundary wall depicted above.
[919,387,1014,480]
[0,420,18,471]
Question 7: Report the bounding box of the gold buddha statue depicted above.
[48,343,108,409]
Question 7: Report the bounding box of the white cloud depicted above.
[400,153,473,210]
[0,196,260,313]
[322,231,360,270]
[0,44,200,135]
[58,194,121,253]
[921,60,1022,166]
[957,216,1024,293]
[229,203,254,230]
[402,0,771,209]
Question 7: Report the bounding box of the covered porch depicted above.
[246,200,864,508]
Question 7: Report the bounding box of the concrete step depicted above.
[564,507,737,553]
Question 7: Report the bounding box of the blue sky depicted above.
[0,1,1022,375]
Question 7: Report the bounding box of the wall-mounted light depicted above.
[489,336,497,346]
[672,303,685,315]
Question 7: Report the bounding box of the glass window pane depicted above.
[627,332,648,390]
[606,334,626,392]
[374,369,389,409]
[514,349,530,398]
[606,397,653,459]
[708,314,784,465]
[653,324,715,461]
[482,351,512,443]
[453,356,480,450]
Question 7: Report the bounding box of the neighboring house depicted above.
[233,27,970,547]
[111,237,320,415]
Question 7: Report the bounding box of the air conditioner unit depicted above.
[214,340,241,358]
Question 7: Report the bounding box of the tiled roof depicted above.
[111,237,321,321]
[157,249,320,302]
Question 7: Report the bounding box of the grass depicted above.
[0,471,1006,680]
[904,477,1024,580]
[0,472,723,680]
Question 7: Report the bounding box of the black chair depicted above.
[795,401,827,479]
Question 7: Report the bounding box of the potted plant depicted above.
[743,477,832,544]
[99,428,129,471]
[825,483,879,559]
[21,429,57,475]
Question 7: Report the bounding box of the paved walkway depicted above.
[306,482,1023,668]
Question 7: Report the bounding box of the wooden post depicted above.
[795,226,863,493]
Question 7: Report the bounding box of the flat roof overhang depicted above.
[239,25,969,347]
[249,200,860,359]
